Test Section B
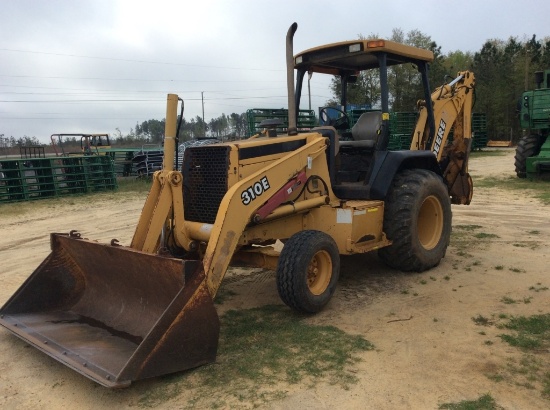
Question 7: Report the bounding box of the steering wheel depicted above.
[319,106,350,130]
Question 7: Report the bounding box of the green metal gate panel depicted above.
[246,108,317,136]
[0,156,117,203]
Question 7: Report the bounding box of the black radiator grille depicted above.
[183,145,230,224]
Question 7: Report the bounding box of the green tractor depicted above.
[515,70,550,178]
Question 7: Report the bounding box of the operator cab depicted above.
[81,134,111,154]
[293,39,435,199]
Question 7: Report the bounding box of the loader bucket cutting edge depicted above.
[0,233,220,388]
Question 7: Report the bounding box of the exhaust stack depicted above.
[286,22,298,136]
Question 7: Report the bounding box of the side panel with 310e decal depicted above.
[241,176,271,205]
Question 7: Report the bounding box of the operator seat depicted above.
[339,111,382,150]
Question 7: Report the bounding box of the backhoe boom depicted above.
[412,71,476,204]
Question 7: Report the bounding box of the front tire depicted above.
[378,169,451,272]
[277,230,340,313]
[514,134,542,178]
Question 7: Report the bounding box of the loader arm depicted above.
[411,71,476,204]
[130,94,194,253]
[176,135,330,297]
[130,93,331,297]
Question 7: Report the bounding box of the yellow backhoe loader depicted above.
[0,23,475,387]
[50,133,111,156]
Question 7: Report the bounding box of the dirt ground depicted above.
[0,149,548,409]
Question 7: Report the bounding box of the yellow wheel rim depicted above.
[307,250,332,295]
[417,195,444,250]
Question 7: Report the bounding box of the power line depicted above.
[0,74,284,83]
[0,99,164,103]
[0,117,146,120]
[0,47,284,72]
[0,87,287,95]
[0,95,297,103]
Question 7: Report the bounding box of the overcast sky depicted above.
[1,0,548,143]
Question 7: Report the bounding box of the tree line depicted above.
[0,114,249,152]
[329,29,550,142]
[96,31,550,145]
[2,30,549,148]
[0,134,42,148]
[112,113,248,145]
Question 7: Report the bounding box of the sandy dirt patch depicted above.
[0,149,548,409]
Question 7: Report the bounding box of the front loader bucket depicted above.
[0,233,219,388]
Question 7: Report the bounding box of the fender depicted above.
[369,151,442,199]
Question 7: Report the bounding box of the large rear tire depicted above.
[514,134,542,178]
[277,230,340,313]
[378,169,451,272]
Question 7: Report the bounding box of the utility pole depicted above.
[308,72,312,111]
[524,52,529,91]
[201,92,205,137]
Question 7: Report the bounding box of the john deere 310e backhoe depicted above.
[0,23,475,387]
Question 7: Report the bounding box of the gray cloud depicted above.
[0,0,547,142]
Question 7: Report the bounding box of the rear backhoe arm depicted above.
[411,71,476,204]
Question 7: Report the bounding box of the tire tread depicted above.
[378,169,451,272]
[277,230,339,313]
[514,134,542,178]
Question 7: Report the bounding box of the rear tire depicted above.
[277,230,340,313]
[378,169,451,272]
[514,134,542,178]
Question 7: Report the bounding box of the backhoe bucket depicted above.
[0,233,219,388]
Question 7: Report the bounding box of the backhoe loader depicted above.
[0,23,475,388]
[50,133,111,156]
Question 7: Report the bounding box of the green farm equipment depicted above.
[515,69,550,178]
[246,108,317,136]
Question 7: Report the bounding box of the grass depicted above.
[502,355,550,396]
[529,284,549,292]
[438,393,501,409]
[470,150,509,158]
[0,176,151,217]
[474,176,550,204]
[472,315,492,326]
[513,242,540,250]
[451,225,500,256]
[480,313,550,400]
[473,233,499,239]
[500,296,516,305]
[487,374,504,383]
[214,288,238,305]
[116,177,153,193]
[499,314,550,351]
[137,305,374,408]
[454,224,483,231]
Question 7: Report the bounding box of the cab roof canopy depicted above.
[294,39,434,76]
